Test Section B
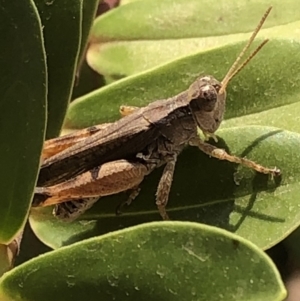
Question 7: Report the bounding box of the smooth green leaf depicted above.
[0,0,46,243]
[91,0,300,41]
[87,0,300,78]
[30,126,300,250]
[222,101,300,133]
[0,222,287,301]
[71,0,104,100]
[88,21,300,78]
[65,39,300,128]
[34,0,83,138]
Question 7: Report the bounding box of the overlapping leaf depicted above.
[0,0,46,244]
[34,0,99,138]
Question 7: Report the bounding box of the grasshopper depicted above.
[33,6,280,221]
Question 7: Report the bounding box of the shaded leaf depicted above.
[282,227,300,267]
[0,222,287,301]
[0,0,46,243]
[34,0,83,138]
[78,0,100,62]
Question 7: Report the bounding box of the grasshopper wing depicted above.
[38,109,160,186]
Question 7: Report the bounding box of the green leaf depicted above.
[0,222,287,301]
[34,0,83,138]
[0,0,46,243]
[65,39,300,128]
[222,102,300,133]
[120,0,141,5]
[91,0,300,41]
[30,207,98,249]
[30,126,300,250]
[87,0,300,78]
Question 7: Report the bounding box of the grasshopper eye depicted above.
[213,83,221,93]
[187,75,222,113]
[189,85,218,113]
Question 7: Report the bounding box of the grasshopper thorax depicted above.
[187,75,226,135]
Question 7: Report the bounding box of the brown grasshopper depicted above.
[33,6,280,221]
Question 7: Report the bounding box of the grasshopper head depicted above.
[187,75,226,135]
[188,6,272,139]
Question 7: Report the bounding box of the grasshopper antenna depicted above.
[219,6,272,94]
